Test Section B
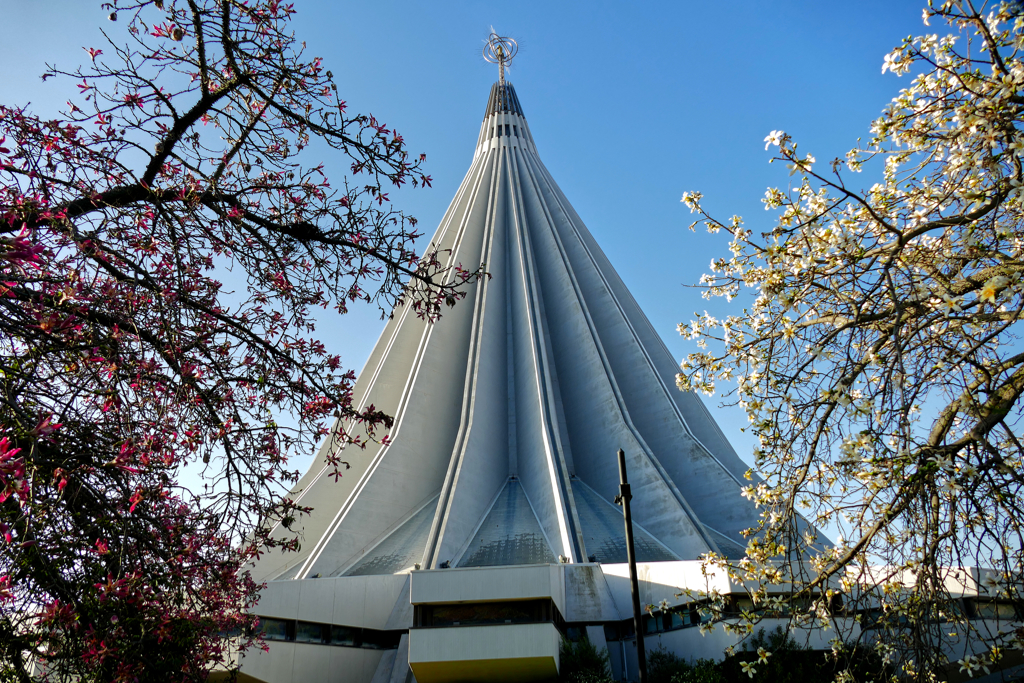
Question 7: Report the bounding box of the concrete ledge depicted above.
[410,565,565,613]
[409,623,559,683]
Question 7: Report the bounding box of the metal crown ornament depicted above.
[483,32,518,85]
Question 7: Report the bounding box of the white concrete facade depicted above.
[250,78,764,586]
[238,560,1023,682]
[238,81,808,683]
[240,561,802,683]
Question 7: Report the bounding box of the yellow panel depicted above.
[208,670,270,683]
[411,656,558,683]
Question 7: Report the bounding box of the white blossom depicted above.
[678,5,1024,674]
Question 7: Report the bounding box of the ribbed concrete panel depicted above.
[570,481,677,564]
[344,497,437,576]
[250,81,778,584]
[536,161,751,477]
[297,149,496,579]
[525,152,758,545]
[458,480,556,568]
[701,525,747,560]
[505,144,583,563]
[512,150,714,560]
[427,148,515,568]
[251,150,496,583]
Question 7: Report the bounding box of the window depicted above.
[730,597,755,615]
[972,600,1019,620]
[295,622,325,643]
[602,620,635,642]
[361,630,402,650]
[414,599,559,628]
[642,607,696,634]
[260,618,292,642]
[331,625,359,646]
[513,125,519,137]
[859,607,910,630]
[253,616,400,650]
[668,611,690,629]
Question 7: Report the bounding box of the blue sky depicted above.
[0,0,929,471]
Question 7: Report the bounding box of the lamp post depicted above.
[615,448,647,683]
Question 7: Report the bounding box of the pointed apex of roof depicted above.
[484,82,524,120]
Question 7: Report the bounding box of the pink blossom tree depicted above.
[0,1,475,680]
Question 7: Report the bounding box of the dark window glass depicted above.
[295,622,324,643]
[505,124,511,136]
[418,599,554,627]
[361,630,401,650]
[975,601,1018,620]
[331,625,359,647]
[513,125,519,137]
[694,604,713,623]
[254,618,397,650]
[732,597,754,615]
[432,602,528,626]
[260,618,291,641]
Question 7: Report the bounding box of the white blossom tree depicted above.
[678,1,1024,678]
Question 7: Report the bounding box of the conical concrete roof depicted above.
[251,82,760,583]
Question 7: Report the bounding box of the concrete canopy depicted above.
[250,82,761,584]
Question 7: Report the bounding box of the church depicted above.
[227,38,1002,683]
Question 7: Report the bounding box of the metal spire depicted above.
[483,32,518,85]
